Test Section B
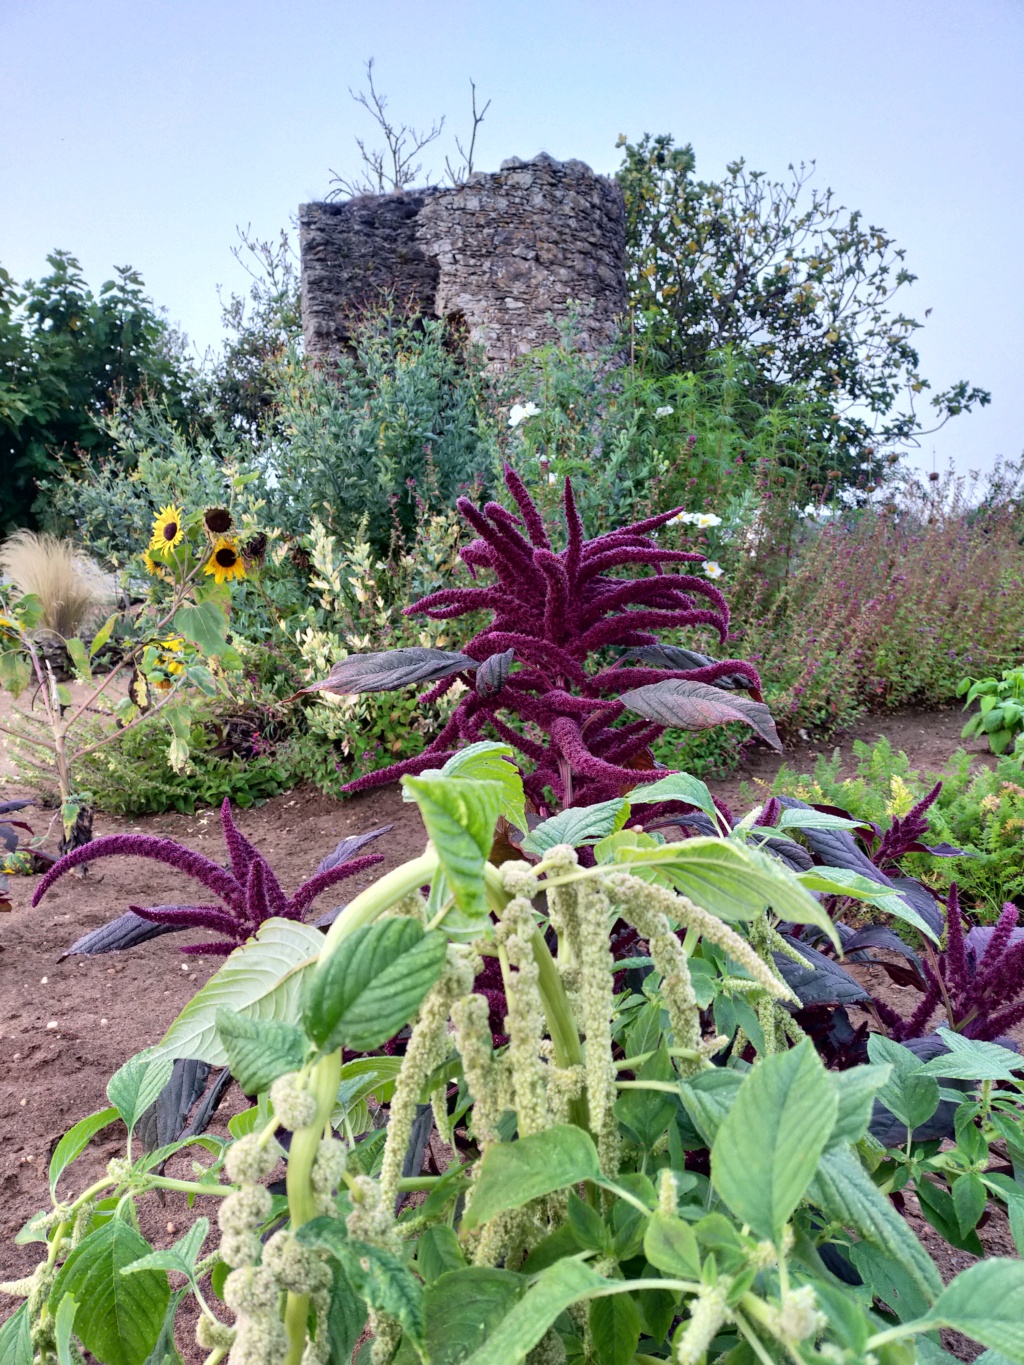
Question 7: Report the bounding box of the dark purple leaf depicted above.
[0,799,32,816]
[886,877,944,938]
[302,648,475,696]
[620,645,753,690]
[313,903,346,929]
[773,937,870,1006]
[916,841,969,858]
[620,679,781,750]
[965,925,1024,955]
[136,1058,211,1152]
[314,825,392,876]
[59,910,184,959]
[842,925,925,981]
[475,648,515,699]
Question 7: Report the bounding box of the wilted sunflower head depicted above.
[204,507,233,536]
[204,537,246,584]
[150,505,184,552]
[242,532,268,566]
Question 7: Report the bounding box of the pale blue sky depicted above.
[2,0,1021,475]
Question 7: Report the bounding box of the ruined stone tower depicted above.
[299,152,627,369]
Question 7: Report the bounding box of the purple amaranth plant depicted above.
[32,798,387,956]
[872,885,1024,1041]
[301,466,776,815]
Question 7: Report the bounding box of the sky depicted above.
[2,0,1021,477]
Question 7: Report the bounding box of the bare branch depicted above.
[444,79,492,186]
[327,58,445,200]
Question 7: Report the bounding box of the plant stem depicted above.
[319,851,438,957]
[283,1051,341,1365]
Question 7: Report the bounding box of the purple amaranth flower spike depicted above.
[34,799,388,957]
[332,466,764,815]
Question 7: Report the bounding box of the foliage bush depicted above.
[726,467,1024,739]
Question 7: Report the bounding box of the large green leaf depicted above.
[589,1292,641,1365]
[173,601,232,661]
[50,1107,119,1195]
[919,1259,1024,1361]
[827,1064,892,1149]
[121,1220,210,1288]
[402,775,502,922]
[798,866,939,942]
[917,1030,1024,1081]
[520,799,629,856]
[808,1148,942,1303]
[463,1126,601,1230]
[609,837,840,944]
[626,771,723,829]
[214,1011,308,1095]
[50,1220,169,1365]
[712,1039,837,1240]
[643,1212,701,1280]
[0,1304,31,1365]
[422,1268,525,1363]
[327,1257,367,1365]
[152,919,322,1065]
[462,1258,614,1365]
[54,1294,78,1365]
[107,1051,176,1136]
[419,742,528,836]
[678,1069,743,1146]
[304,919,447,1053]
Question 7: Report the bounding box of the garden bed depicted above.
[0,703,1004,1351]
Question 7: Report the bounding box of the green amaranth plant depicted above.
[8,758,1024,1365]
[958,665,1024,762]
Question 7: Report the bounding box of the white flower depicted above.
[547,472,558,485]
[695,512,722,528]
[666,511,697,526]
[703,560,724,579]
[508,402,540,428]
[654,405,674,419]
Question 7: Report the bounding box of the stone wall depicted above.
[299,152,627,368]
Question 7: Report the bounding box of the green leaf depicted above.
[463,1125,601,1230]
[422,1268,525,1363]
[152,919,323,1065]
[402,775,502,921]
[416,1225,468,1283]
[827,1065,892,1149]
[107,1050,175,1136]
[65,637,92,682]
[184,664,219,696]
[917,1030,1024,1081]
[627,772,723,828]
[54,1294,78,1365]
[920,1259,1024,1361]
[429,742,528,836]
[848,1243,930,1323]
[952,1173,988,1237]
[808,1148,942,1302]
[89,612,118,659]
[214,1010,307,1095]
[798,866,939,942]
[327,1257,367,1365]
[0,1304,31,1365]
[567,1191,608,1253]
[678,1069,743,1146]
[589,1292,641,1365]
[14,594,44,629]
[50,1107,120,1195]
[173,601,232,660]
[50,1220,170,1365]
[462,1258,614,1365]
[121,1220,210,1285]
[520,798,629,856]
[868,1035,940,1132]
[611,837,841,944]
[295,1218,424,1349]
[711,1039,837,1240]
[304,919,447,1053]
[776,808,864,832]
[0,649,31,697]
[643,1212,701,1279]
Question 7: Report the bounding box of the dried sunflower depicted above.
[204,538,246,584]
[204,507,233,536]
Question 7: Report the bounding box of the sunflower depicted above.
[151,505,185,552]
[142,548,167,576]
[204,537,246,584]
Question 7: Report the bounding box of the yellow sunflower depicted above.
[142,548,167,576]
[150,504,185,552]
[204,537,246,584]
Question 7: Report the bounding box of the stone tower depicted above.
[299,152,627,369]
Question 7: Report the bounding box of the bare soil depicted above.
[0,704,1005,1354]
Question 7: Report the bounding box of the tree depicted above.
[617,134,989,484]
[0,251,196,531]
